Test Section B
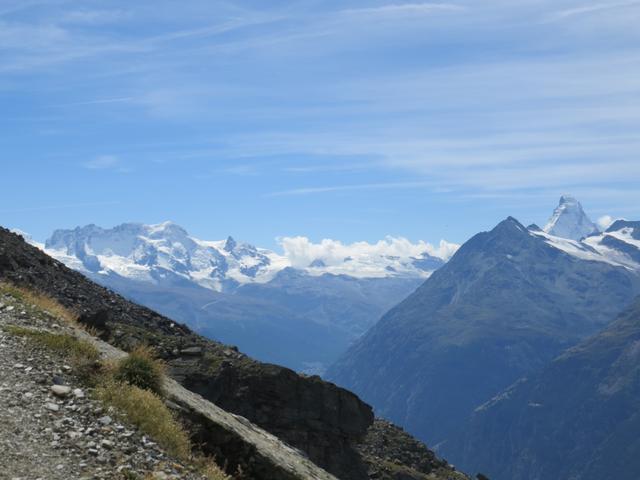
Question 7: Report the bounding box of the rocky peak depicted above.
[309,258,327,268]
[497,216,527,232]
[606,220,640,236]
[544,195,598,241]
[223,236,237,252]
[485,216,531,245]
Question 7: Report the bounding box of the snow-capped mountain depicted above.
[327,207,640,465]
[43,222,450,292]
[543,195,598,241]
[44,222,287,292]
[531,196,639,271]
[35,222,451,373]
[532,219,640,272]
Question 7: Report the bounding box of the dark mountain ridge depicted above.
[327,216,640,452]
[454,295,640,480]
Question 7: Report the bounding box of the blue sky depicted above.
[1,0,639,248]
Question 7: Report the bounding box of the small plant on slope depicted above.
[113,345,165,395]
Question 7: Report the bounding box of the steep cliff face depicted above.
[0,227,372,479]
[454,296,640,480]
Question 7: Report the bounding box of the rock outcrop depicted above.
[356,420,468,480]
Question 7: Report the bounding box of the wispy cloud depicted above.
[282,161,383,173]
[60,9,131,25]
[2,0,640,233]
[82,155,127,171]
[0,201,121,214]
[548,1,640,21]
[267,181,437,197]
[148,15,285,44]
[222,164,261,176]
[0,0,55,17]
[340,3,466,16]
[51,97,134,107]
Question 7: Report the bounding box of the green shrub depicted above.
[114,345,165,395]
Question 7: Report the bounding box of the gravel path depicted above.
[0,294,207,480]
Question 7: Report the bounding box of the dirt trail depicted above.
[0,296,204,480]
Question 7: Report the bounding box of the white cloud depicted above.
[341,3,465,17]
[83,155,122,170]
[222,164,260,176]
[61,9,130,25]
[549,1,640,21]
[426,239,460,260]
[0,201,121,214]
[278,235,459,270]
[53,97,133,107]
[597,215,615,231]
[267,181,437,197]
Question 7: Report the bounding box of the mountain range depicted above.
[327,196,640,478]
[0,225,470,480]
[454,294,640,480]
[14,194,640,479]
[29,223,449,373]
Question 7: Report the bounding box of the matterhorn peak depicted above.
[543,195,598,241]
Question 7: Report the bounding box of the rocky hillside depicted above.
[356,420,469,480]
[0,291,228,480]
[0,226,467,480]
[453,295,640,480]
[0,282,339,480]
[327,215,640,455]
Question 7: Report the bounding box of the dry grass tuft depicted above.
[5,325,100,361]
[195,457,232,480]
[4,325,102,383]
[96,380,191,460]
[0,281,78,324]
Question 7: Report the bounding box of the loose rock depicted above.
[50,385,71,397]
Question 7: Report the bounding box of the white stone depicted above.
[51,385,72,397]
[98,415,112,426]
